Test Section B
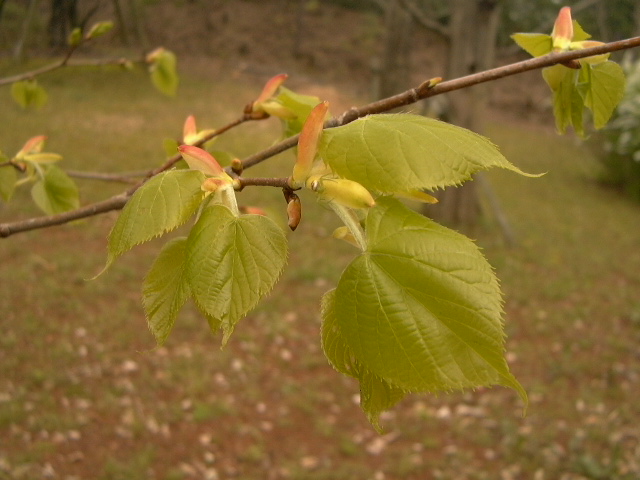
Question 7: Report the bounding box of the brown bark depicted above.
[424,0,501,231]
[378,2,413,100]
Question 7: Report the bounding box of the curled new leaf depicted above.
[309,176,375,209]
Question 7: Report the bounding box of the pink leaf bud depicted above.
[552,7,573,51]
[293,101,329,187]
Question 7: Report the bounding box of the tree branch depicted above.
[399,0,450,41]
[0,57,141,86]
[2,36,640,238]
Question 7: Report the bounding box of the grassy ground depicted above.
[1,60,639,480]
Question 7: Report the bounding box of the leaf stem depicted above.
[330,203,367,251]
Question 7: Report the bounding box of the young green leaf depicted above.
[319,114,535,194]
[542,66,585,135]
[148,48,179,96]
[85,21,114,40]
[334,198,527,404]
[30,165,79,215]
[276,87,323,137]
[321,289,407,431]
[142,237,191,345]
[510,33,552,57]
[0,163,17,202]
[186,205,287,345]
[11,80,48,109]
[106,170,205,270]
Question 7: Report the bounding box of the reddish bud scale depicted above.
[254,73,288,106]
[183,115,197,140]
[18,135,47,157]
[293,101,329,186]
[178,145,226,177]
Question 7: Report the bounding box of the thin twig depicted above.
[66,170,146,184]
[236,177,291,190]
[2,36,640,239]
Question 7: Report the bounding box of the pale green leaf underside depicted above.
[510,33,552,57]
[319,114,535,193]
[543,66,584,135]
[277,87,322,137]
[30,165,79,215]
[106,169,205,269]
[186,205,287,344]
[321,289,407,431]
[11,80,48,109]
[151,51,179,96]
[335,198,526,402]
[0,164,17,202]
[581,61,626,129]
[142,237,191,345]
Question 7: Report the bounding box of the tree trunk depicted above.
[112,0,130,45]
[48,0,78,49]
[13,0,39,60]
[128,0,148,49]
[377,2,413,100]
[424,0,501,231]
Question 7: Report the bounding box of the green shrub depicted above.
[600,55,640,201]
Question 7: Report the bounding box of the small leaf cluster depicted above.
[99,75,533,429]
[0,136,78,214]
[8,20,177,111]
[512,7,626,136]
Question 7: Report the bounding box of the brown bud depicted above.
[286,194,302,231]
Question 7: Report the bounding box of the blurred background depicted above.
[1,1,640,479]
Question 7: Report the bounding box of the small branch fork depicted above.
[2,36,640,238]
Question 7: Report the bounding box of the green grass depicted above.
[1,59,640,479]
